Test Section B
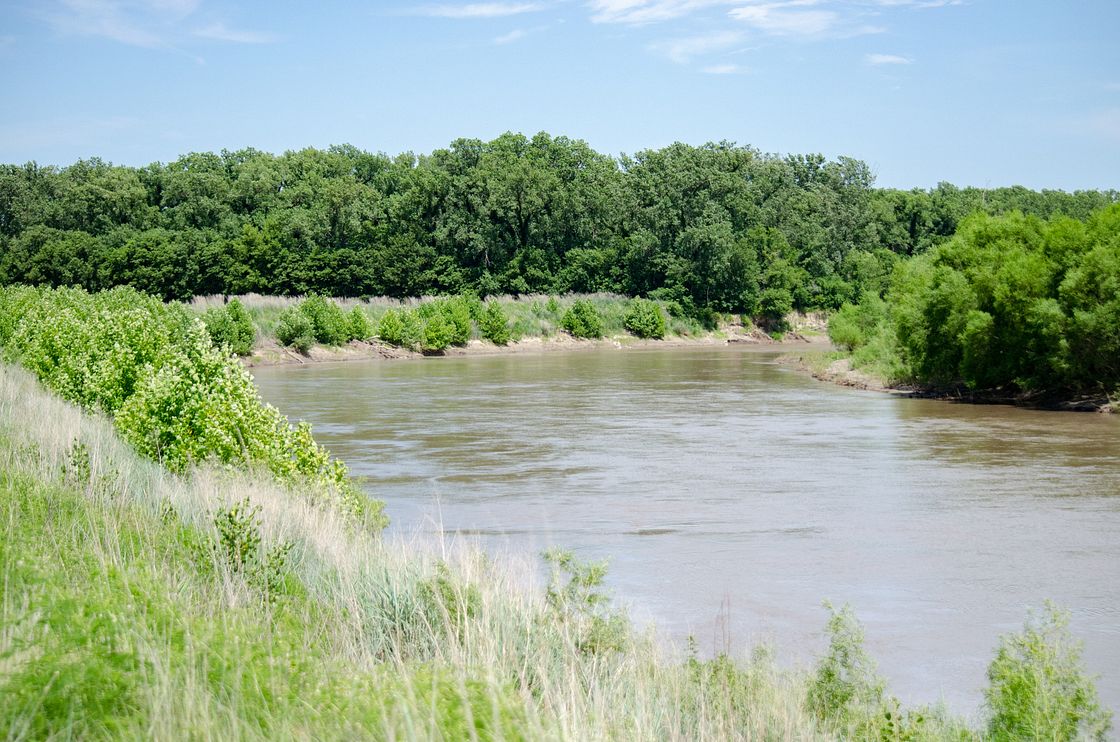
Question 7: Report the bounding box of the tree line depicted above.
[1,132,1115,322]
[830,205,1120,398]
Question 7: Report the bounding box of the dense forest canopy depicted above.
[1,132,1116,320]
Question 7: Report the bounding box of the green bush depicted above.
[421,311,454,353]
[985,603,1112,741]
[346,305,373,341]
[828,293,887,352]
[377,308,422,349]
[0,286,385,529]
[623,298,667,339]
[806,602,885,723]
[479,300,511,345]
[758,287,793,331]
[275,307,314,353]
[202,299,256,356]
[543,549,627,656]
[441,297,473,346]
[212,499,293,597]
[299,295,349,346]
[560,299,603,339]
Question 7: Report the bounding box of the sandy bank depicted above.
[242,324,830,368]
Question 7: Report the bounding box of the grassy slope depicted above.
[0,364,829,740]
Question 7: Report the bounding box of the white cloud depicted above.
[730,3,840,37]
[1104,82,1120,92]
[588,1,737,24]
[421,2,546,18]
[494,28,529,43]
[866,52,911,65]
[651,29,742,63]
[870,0,961,7]
[193,22,276,44]
[703,63,746,74]
[40,1,272,49]
[588,0,958,34]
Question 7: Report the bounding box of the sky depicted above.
[0,0,1117,189]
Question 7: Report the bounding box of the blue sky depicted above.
[0,0,1117,189]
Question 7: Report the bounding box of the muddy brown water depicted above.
[252,347,1120,717]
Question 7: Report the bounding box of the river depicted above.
[252,346,1120,718]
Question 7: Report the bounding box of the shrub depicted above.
[985,603,1112,741]
[441,297,473,346]
[624,298,667,339]
[758,287,793,331]
[421,311,454,353]
[202,299,256,356]
[299,295,349,346]
[543,549,627,655]
[377,308,422,349]
[806,602,885,723]
[275,307,314,353]
[560,299,603,339]
[0,286,385,529]
[828,293,887,352]
[346,305,373,341]
[418,562,482,641]
[479,300,511,345]
[213,499,293,597]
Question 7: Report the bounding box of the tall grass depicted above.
[0,363,821,739]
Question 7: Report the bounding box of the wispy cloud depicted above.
[588,0,955,36]
[420,2,546,18]
[652,30,742,63]
[41,0,180,48]
[588,1,736,24]
[869,0,961,7]
[494,28,529,43]
[1104,82,1120,93]
[729,3,840,37]
[866,52,911,65]
[703,63,746,74]
[38,0,273,49]
[193,22,276,44]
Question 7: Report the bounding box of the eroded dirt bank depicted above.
[242,321,830,368]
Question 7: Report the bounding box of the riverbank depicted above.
[192,292,830,368]
[780,350,1116,414]
[242,317,830,368]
